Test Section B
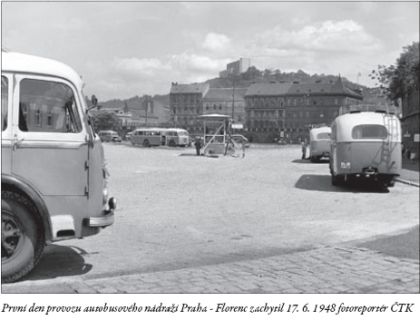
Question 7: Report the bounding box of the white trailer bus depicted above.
[309,126,331,162]
[161,128,190,147]
[329,106,401,188]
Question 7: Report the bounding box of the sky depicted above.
[1,1,419,101]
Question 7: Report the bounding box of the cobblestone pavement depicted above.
[3,245,418,294]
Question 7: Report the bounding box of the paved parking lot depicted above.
[2,143,419,293]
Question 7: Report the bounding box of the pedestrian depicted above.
[194,136,202,156]
[241,138,246,158]
[301,140,307,159]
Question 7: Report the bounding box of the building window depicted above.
[47,112,53,126]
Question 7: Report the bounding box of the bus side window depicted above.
[19,78,82,133]
[1,76,8,131]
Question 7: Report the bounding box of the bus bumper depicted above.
[87,197,116,228]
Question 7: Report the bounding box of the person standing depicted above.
[301,140,307,159]
[194,137,202,156]
[241,138,246,158]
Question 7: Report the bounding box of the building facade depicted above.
[169,82,210,133]
[202,88,247,124]
[400,87,420,159]
[245,77,363,143]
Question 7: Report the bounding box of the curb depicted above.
[396,178,420,187]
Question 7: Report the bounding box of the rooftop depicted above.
[170,82,209,94]
[203,87,247,102]
[245,77,362,99]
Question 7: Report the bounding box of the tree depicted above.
[370,42,419,101]
[91,111,121,132]
[243,66,262,80]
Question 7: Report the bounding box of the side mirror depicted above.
[87,94,99,112]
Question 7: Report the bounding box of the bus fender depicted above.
[1,174,52,243]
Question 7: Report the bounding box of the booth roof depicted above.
[198,113,232,120]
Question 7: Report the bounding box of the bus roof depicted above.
[333,112,401,141]
[2,51,84,90]
[309,126,331,139]
[334,111,399,127]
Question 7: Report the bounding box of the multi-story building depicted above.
[169,82,209,133]
[400,87,419,159]
[202,88,247,124]
[245,77,363,142]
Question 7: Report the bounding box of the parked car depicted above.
[125,130,135,141]
[98,130,121,142]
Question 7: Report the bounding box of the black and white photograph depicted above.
[0,0,419,317]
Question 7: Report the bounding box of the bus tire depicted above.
[168,140,176,147]
[143,139,150,147]
[1,190,44,283]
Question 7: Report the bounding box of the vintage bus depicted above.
[309,126,331,162]
[160,128,190,147]
[329,108,401,187]
[130,128,162,147]
[1,51,116,282]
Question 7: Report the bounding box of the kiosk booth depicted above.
[198,114,231,156]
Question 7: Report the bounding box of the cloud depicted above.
[112,57,171,77]
[171,53,228,74]
[253,20,382,55]
[202,33,231,52]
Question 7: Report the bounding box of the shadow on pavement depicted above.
[292,159,310,164]
[20,245,92,281]
[295,174,389,193]
[179,153,201,157]
[357,226,419,260]
[292,158,329,164]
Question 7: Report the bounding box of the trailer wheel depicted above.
[1,191,44,283]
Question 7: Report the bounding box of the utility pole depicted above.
[143,95,151,127]
[231,76,235,123]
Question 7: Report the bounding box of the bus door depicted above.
[11,75,89,196]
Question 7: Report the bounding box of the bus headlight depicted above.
[108,197,117,210]
[102,187,109,204]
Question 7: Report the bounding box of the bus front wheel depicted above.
[1,191,44,283]
[143,139,150,147]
